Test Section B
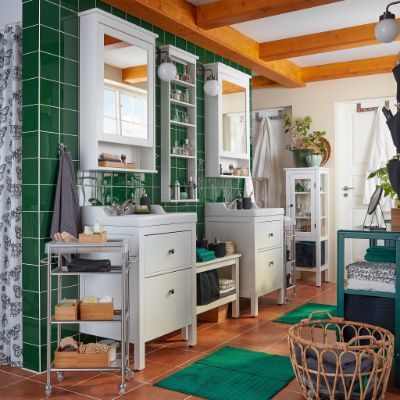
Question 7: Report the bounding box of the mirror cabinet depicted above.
[205,63,251,178]
[79,9,158,172]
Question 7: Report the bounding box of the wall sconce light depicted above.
[198,65,220,96]
[157,50,177,82]
[376,1,400,43]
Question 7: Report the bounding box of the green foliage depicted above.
[367,167,397,199]
[283,113,326,154]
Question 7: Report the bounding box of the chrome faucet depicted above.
[110,198,136,215]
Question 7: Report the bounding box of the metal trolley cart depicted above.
[284,216,296,301]
[44,240,133,396]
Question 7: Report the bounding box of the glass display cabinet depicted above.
[285,167,330,286]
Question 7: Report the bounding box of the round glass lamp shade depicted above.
[204,79,220,97]
[375,15,400,43]
[157,61,177,82]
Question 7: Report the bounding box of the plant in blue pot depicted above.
[283,113,327,167]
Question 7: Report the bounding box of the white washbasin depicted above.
[82,205,197,227]
[205,202,284,217]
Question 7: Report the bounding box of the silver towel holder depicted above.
[58,143,67,151]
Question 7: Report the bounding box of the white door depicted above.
[335,98,395,266]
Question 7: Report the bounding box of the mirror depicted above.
[221,80,246,154]
[103,34,148,140]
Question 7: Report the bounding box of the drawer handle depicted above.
[268,233,274,238]
[269,261,274,266]
[168,289,175,295]
[168,249,175,255]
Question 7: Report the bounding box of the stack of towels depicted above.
[219,279,235,296]
[196,247,216,262]
[364,246,396,263]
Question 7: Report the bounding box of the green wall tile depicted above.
[40,26,60,56]
[23,78,39,106]
[23,105,39,133]
[41,79,59,107]
[23,52,39,80]
[79,0,95,12]
[22,159,39,184]
[60,31,78,60]
[22,185,39,212]
[62,0,78,12]
[41,52,60,81]
[40,132,60,158]
[23,316,40,345]
[23,290,40,319]
[23,0,39,28]
[41,0,60,31]
[22,343,40,371]
[60,108,78,135]
[40,159,59,184]
[40,105,59,133]
[60,83,78,110]
[22,264,39,292]
[40,184,56,213]
[60,58,78,85]
[22,131,39,158]
[61,6,78,36]
[22,211,39,238]
[23,25,39,54]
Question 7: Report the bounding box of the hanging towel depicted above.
[363,107,396,212]
[252,117,282,208]
[50,147,80,240]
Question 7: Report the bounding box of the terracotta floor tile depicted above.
[272,389,305,399]
[70,373,140,400]
[119,383,188,399]
[131,360,176,383]
[145,347,203,367]
[40,388,96,399]
[1,379,47,400]
[0,365,38,378]
[31,371,103,389]
[0,370,27,388]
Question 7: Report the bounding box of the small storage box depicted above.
[54,349,109,368]
[197,270,219,305]
[79,232,107,243]
[296,241,326,268]
[54,303,78,321]
[80,302,114,320]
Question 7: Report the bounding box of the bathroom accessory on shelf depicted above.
[79,223,107,243]
[208,238,227,258]
[67,259,112,272]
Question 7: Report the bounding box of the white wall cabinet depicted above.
[79,9,157,172]
[205,63,251,178]
[205,203,284,316]
[285,167,330,286]
[80,206,197,370]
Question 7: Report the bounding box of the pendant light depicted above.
[157,55,177,82]
[375,1,400,43]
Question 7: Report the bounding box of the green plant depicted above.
[283,113,326,154]
[367,167,397,199]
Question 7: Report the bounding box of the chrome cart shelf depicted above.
[44,240,132,397]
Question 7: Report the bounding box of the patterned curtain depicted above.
[0,23,23,366]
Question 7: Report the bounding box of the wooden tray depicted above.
[98,160,136,169]
[79,232,107,243]
[54,303,78,321]
[80,302,114,320]
[54,349,109,368]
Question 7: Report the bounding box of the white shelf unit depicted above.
[285,167,330,287]
[160,45,199,202]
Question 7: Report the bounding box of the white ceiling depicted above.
[186,0,400,67]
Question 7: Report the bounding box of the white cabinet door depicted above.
[289,173,316,239]
[144,268,192,341]
[255,248,283,295]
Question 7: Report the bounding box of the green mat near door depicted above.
[273,302,337,324]
[155,346,294,400]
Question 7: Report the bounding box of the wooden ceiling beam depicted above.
[301,55,398,82]
[197,0,342,30]
[260,20,400,61]
[102,0,305,88]
[252,76,281,89]
[122,65,148,83]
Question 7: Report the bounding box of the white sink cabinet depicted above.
[81,206,197,370]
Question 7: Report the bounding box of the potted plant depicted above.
[283,113,327,167]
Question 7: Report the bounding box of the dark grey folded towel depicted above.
[67,259,111,272]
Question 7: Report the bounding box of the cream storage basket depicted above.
[288,311,394,400]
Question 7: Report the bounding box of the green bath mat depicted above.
[273,302,337,324]
[155,346,294,400]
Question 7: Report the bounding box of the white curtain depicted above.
[0,23,22,366]
[253,117,282,208]
[363,107,396,212]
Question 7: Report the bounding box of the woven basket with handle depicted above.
[288,311,394,400]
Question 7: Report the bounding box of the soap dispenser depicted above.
[236,192,243,209]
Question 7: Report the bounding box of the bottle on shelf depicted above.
[181,65,191,83]
[172,140,180,155]
[236,192,243,209]
[183,138,192,156]
[187,176,196,199]
[183,88,190,103]
[174,180,180,200]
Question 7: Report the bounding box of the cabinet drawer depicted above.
[256,248,283,295]
[144,230,192,275]
[256,220,282,250]
[144,268,192,341]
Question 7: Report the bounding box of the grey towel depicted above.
[50,148,80,240]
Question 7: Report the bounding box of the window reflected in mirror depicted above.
[221,80,246,154]
[103,34,148,140]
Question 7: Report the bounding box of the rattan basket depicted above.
[288,311,394,400]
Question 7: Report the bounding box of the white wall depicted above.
[0,0,22,26]
[253,73,396,281]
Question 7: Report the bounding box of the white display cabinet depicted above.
[204,62,251,178]
[160,45,199,202]
[285,167,330,287]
